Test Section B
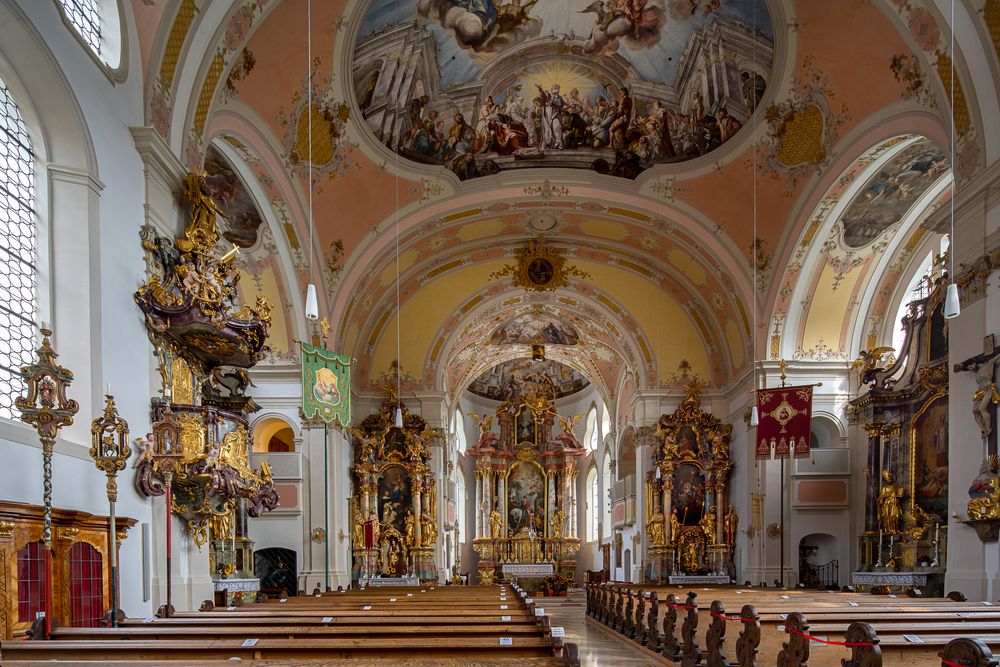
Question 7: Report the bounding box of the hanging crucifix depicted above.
[954,333,1000,458]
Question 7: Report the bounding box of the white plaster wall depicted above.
[0,0,156,618]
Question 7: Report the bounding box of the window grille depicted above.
[59,0,102,57]
[69,542,104,627]
[17,541,47,622]
[0,76,38,422]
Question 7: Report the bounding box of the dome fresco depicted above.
[352,0,775,179]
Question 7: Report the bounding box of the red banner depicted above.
[363,519,375,550]
[755,385,813,459]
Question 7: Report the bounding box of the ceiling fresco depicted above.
[489,310,581,345]
[467,358,590,400]
[352,0,774,179]
[203,144,265,248]
[840,137,947,249]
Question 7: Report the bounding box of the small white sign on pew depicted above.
[242,639,259,647]
[500,605,508,609]
[501,615,511,621]
[903,635,924,643]
[499,637,513,646]
[534,608,545,616]
[551,627,565,638]
[363,605,373,610]
[322,616,333,623]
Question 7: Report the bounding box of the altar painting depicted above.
[912,397,948,518]
[515,406,537,446]
[671,462,705,525]
[508,461,545,534]
[378,465,412,534]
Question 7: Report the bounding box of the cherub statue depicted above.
[133,433,155,468]
[468,413,500,450]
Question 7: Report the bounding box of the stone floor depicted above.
[540,590,659,666]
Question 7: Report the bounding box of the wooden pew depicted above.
[1,584,581,665]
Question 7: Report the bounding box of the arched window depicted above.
[586,467,598,541]
[600,402,611,441]
[583,406,598,452]
[601,451,612,539]
[0,76,38,422]
[54,0,124,72]
[454,408,467,454]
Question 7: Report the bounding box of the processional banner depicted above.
[755,385,813,459]
[300,342,351,427]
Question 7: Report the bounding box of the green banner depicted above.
[301,342,351,426]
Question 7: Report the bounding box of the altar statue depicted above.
[647,510,666,547]
[489,509,504,538]
[550,509,564,539]
[352,507,365,547]
[421,510,438,546]
[877,470,905,534]
[405,510,416,546]
[723,506,739,544]
[700,505,717,543]
[683,540,700,572]
[669,508,680,543]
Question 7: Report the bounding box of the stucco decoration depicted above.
[351,0,775,179]
[759,57,850,195]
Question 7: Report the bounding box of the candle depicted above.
[106,383,112,396]
[934,522,939,544]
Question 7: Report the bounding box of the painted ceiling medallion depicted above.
[489,237,591,291]
[352,0,774,180]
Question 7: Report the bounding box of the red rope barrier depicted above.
[666,603,697,610]
[784,626,875,648]
[709,610,757,623]
[941,660,966,667]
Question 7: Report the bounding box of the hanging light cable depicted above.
[749,6,760,427]
[394,91,403,429]
[304,0,319,321]
[944,0,961,319]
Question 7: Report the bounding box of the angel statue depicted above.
[850,346,895,387]
[555,413,585,449]
[468,413,500,450]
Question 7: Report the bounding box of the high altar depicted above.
[468,375,583,584]
[646,383,735,582]
[349,393,441,583]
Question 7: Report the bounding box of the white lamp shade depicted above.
[750,404,759,427]
[394,407,404,428]
[305,283,319,320]
[944,282,961,319]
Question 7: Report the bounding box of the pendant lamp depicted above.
[944,0,960,320]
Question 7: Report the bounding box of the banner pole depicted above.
[324,421,330,592]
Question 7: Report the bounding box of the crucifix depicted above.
[954,333,1000,457]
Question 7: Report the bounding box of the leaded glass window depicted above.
[59,0,103,57]
[0,77,38,421]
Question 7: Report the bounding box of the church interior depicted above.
[0,0,999,664]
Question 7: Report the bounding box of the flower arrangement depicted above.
[916,553,931,566]
[540,570,574,596]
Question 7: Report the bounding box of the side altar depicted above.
[468,375,583,585]
[645,381,736,582]
[349,392,441,583]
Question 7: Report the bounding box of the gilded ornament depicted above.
[488,237,591,291]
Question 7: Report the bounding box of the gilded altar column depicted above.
[662,465,673,543]
[863,423,883,534]
[716,479,726,546]
[475,469,483,537]
[413,476,424,545]
[565,467,575,537]
[498,473,506,533]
